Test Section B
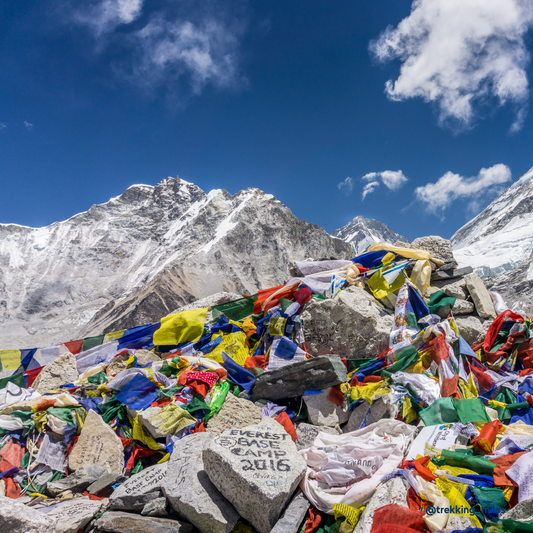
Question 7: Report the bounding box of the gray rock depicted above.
[108,490,164,512]
[301,286,393,358]
[295,423,340,451]
[303,388,350,427]
[162,432,239,533]
[109,463,167,507]
[452,298,475,315]
[435,278,468,300]
[94,511,194,533]
[206,392,262,436]
[502,497,533,521]
[431,266,473,281]
[105,353,131,377]
[270,490,310,533]
[32,353,79,394]
[68,409,124,474]
[46,465,107,497]
[344,398,391,433]
[250,356,347,402]
[411,236,457,266]
[203,418,307,533]
[141,497,168,517]
[455,316,490,345]
[353,477,409,533]
[446,514,476,530]
[0,495,57,533]
[87,472,126,497]
[343,401,371,434]
[46,496,107,533]
[132,349,161,366]
[465,273,497,319]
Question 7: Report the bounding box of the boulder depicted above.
[33,354,79,394]
[270,490,311,533]
[94,511,194,533]
[452,299,475,315]
[455,316,489,345]
[46,496,107,533]
[303,388,350,427]
[464,273,497,319]
[301,286,393,358]
[206,392,262,436]
[0,495,57,533]
[411,236,457,266]
[434,278,468,300]
[250,356,347,402]
[46,465,107,496]
[353,477,409,533]
[68,410,124,473]
[203,418,307,533]
[162,432,239,533]
[295,423,341,451]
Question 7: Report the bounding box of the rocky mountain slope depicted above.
[333,215,409,254]
[0,177,352,349]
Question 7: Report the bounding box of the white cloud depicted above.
[23,121,33,131]
[337,177,354,194]
[361,170,408,199]
[370,0,533,131]
[0,123,6,130]
[72,0,143,36]
[414,163,512,212]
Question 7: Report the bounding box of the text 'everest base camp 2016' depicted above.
[1,171,533,533]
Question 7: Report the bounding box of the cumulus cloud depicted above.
[361,170,408,199]
[414,163,512,213]
[337,177,354,194]
[71,0,143,36]
[370,0,533,131]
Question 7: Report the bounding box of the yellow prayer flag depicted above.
[153,307,208,346]
[0,350,21,371]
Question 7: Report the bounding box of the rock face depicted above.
[464,273,497,319]
[454,316,489,345]
[295,423,340,451]
[411,236,457,266]
[301,286,393,359]
[46,496,106,533]
[206,392,262,436]
[162,432,239,533]
[0,177,351,349]
[32,354,79,393]
[203,418,307,533]
[250,356,347,402]
[303,389,350,427]
[333,216,409,255]
[94,511,194,533]
[68,409,124,473]
[0,495,57,533]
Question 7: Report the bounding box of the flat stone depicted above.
[46,465,107,497]
[344,398,391,433]
[162,432,239,533]
[206,392,262,436]
[502,497,533,521]
[270,490,310,533]
[431,266,473,281]
[133,349,161,366]
[295,423,340,451]
[353,477,409,533]
[446,514,476,530]
[343,402,371,434]
[452,299,475,315]
[412,236,457,265]
[303,388,350,427]
[68,410,124,473]
[0,496,57,533]
[33,353,79,394]
[94,511,194,533]
[87,472,126,497]
[437,279,468,300]
[109,463,167,510]
[464,273,497,319]
[141,497,168,517]
[46,496,107,533]
[455,316,489,345]
[301,286,394,358]
[203,417,307,533]
[250,356,347,402]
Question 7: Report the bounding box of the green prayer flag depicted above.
[453,398,491,424]
[427,290,456,314]
[441,449,496,475]
[81,335,105,352]
[419,397,459,425]
[212,295,256,323]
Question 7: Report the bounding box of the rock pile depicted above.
[1,236,533,533]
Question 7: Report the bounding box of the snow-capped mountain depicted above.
[452,165,533,278]
[333,215,409,254]
[0,177,352,349]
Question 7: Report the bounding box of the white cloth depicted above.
[506,451,533,502]
[391,372,440,405]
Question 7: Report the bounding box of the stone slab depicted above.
[464,273,497,319]
[46,496,107,533]
[33,354,79,394]
[0,495,57,533]
[94,511,194,533]
[250,356,347,402]
[162,432,239,533]
[46,465,107,497]
[295,423,340,451]
[140,497,168,517]
[270,489,311,533]
[87,472,126,497]
[431,266,473,281]
[108,491,163,512]
[109,463,167,502]
[203,417,307,533]
[303,388,350,427]
[206,392,262,436]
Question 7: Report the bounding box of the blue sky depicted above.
[1,0,533,241]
